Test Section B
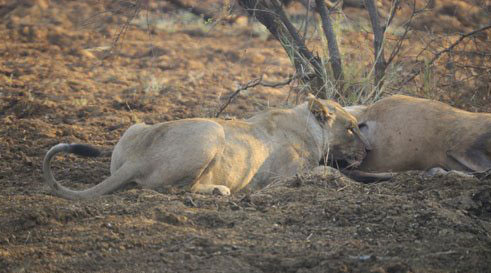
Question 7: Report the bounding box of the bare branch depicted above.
[216,75,295,117]
[300,0,311,40]
[403,24,491,84]
[385,0,401,29]
[298,0,335,10]
[387,0,435,67]
[237,0,325,95]
[386,0,416,67]
[315,0,344,83]
[165,0,214,22]
[364,0,387,88]
[113,1,143,46]
[272,0,324,74]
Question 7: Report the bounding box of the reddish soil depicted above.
[1,1,490,272]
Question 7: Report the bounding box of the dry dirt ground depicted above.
[1,1,491,272]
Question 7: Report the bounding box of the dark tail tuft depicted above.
[68,144,101,157]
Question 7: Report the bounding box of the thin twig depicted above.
[165,0,214,22]
[115,1,142,44]
[301,0,311,40]
[386,0,416,67]
[215,75,295,117]
[403,24,491,84]
[385,0,400,29]
[387,0,434,67]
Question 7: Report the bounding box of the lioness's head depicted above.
[308,96,370,168]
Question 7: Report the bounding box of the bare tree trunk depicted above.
[237,0,328,97]
[315,0,344,84]
[364,0,386,88]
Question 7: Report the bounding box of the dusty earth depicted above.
[1,0,490,272]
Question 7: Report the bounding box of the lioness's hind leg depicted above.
[191,184,231,196]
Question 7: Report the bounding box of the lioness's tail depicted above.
[43,143,134,200]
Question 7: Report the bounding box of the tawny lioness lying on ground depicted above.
[43,96,370,199]
[344,95,491,180]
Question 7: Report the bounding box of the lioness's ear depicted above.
[308,97,334,123]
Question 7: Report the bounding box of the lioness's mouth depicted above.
[344,157,363,168]
[325,152,366,170]
[322,158,358,170]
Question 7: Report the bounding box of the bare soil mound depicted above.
[1,169,491,272]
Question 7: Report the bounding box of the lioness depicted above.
[344,95,491,176]
[43,96,370,199]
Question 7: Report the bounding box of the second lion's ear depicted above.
[308,97,334,124]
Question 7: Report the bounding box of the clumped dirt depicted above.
[2,169,491,273]
[1,1,490,272]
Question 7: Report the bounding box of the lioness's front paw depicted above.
[212,185,231,196]
[192,184,231,196]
